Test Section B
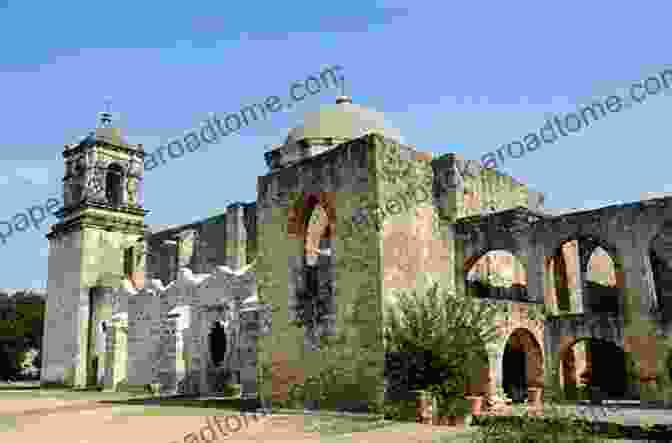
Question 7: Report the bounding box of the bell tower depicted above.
[41,106,149,388]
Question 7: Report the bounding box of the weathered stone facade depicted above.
[42,98,672,408]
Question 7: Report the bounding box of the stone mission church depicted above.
[41,96,672,409]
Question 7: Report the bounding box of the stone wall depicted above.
[126,292,161,387]
[41,232,84,386]
[256,134,386,409]
[103,263,259,396]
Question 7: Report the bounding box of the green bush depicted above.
[470,413,607,442]
[40,381,70,389]
[471,371,610,442]
[219,383,241,398]
[384,283,501,418]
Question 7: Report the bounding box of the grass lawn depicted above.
[0,382,41,390]
[113,405,241,417]
[0,416,17,433]
[115,405,400,434]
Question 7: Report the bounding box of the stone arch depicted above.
[286,192,336,239]
[305,203,330,265]
[105,163,124,206]
[465,250,528,301]
[545,237,625,315]
[648,221,672,320]
[559,337,630,400]
[585,246,620,314]
[501,328,544,402]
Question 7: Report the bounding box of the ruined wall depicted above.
[432,155,535,219]
[146,203,256,285]
[255,134,386,408]
[126,293,161,387]
[42,232,84,386]
[372,138,455,326]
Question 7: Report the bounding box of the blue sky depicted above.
[0,0,671,290]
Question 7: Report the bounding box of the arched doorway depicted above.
[502,328,544,403]
[649,222,672,321]
[561,339,629,400]
[208,321,227,367]
[503,341,527,402]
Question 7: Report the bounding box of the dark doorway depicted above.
[209,322,227,366]
[89,356,99,386]
[589,341,627,398]
[503,343,527,403]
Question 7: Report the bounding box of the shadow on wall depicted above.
[466,279,530,302]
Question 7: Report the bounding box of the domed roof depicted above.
[285,96,403,145]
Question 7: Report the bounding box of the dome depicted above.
[285,96,403,145]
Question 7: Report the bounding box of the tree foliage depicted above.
[383,283,502,413]
[0,290,45,379]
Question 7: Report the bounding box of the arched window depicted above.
[297,199,336,346]
[105,163,124,206]
[547,239,622,315]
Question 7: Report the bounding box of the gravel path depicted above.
[0,397,470,443]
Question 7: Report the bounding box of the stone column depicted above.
[103,312,128,391]
[452,224,467,298]
[157,313,179,395]
[74,288,91,388]
[199,308,212,395]
[543,317,564,397]
[240,312,261,409]
[157,305,190,396]
[618,242,657,323]
[569,241,585,313]
[226,203,247,270]
[127,294,160,388]
[103,320,116,391]
[525,242,546,305]
[492,348,505,397]
[486,346,500,397]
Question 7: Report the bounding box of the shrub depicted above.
[384,283,502,415]
[471,371,610,442]
[470,413,607,443]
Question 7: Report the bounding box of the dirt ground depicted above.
[0,396,471,442]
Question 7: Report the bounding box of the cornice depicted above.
[47,212,147,239]
[63,141,145,159]
[56,200,148,219]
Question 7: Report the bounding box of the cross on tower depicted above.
[99,97,113,128]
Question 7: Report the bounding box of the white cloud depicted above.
[0,175,9,185]
[14,167,50,185]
